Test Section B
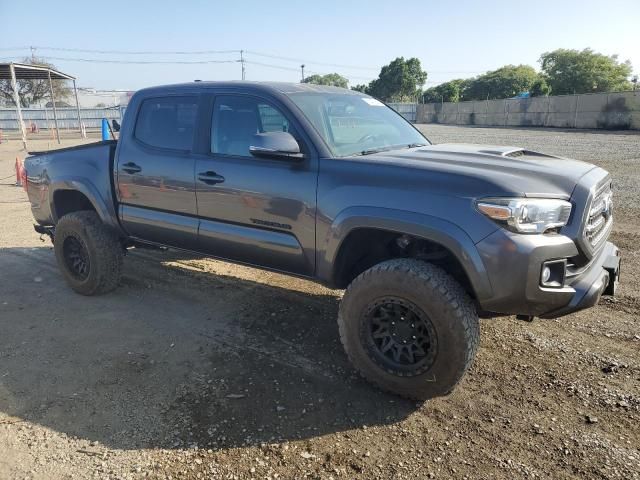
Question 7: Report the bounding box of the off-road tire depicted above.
[338,259,479,400]
[53,211,123,296]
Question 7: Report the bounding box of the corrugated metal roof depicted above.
[0,62,75,81]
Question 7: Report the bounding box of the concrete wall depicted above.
[416,91,640,130]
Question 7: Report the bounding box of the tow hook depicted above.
[516,314,535,322]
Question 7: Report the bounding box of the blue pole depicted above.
[101,118,110,141]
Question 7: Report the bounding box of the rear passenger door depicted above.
[193,93,318,275]
[116,95,200,249]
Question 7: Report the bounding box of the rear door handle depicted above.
[122,162,142,174]
[198,171,225,185]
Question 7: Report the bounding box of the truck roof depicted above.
[133,81,362,97]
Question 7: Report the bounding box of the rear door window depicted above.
[135,96,198,151]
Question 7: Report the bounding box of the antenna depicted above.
[300,64,305,82]
[240,50,246,80]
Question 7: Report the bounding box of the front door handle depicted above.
[122,162,142,174]
[198,171,225,185]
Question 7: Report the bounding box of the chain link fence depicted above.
[0,106,125,132]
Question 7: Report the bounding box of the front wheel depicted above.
[338,259,479,400]
[53,211,123,296]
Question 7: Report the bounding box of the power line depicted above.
[40,56,239,65]
[245,50,379,71]
[1,46,488,75]
[1,46,240,55]
[244,60,373,80]
[1,50,457,87]
[2,46,379,71]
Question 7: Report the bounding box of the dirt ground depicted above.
[0,125,638,480]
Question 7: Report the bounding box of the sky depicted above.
[1,0,639,96]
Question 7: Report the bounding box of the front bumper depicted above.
[539,242,619,318]
[476,229,620,318]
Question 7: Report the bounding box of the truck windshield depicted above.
[287,92,430,157]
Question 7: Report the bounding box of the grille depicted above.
[584,182,613,249]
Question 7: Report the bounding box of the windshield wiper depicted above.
[356,147,388,156]
[352,143,429,156]
[407,142,429,148]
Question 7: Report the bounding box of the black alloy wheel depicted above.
[363,297,438,377]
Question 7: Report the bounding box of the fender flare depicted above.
[319,206,493,301]
[49,177,120,230]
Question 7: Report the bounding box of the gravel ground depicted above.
[0,125,638,480]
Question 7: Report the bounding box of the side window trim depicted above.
[133,94,199,153]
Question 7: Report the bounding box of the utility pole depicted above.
[300,64,305,82]
[30,46,36,62]
[240,50,246,80]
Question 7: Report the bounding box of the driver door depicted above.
[194,94,318,276]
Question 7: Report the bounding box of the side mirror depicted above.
[249,132,304,160]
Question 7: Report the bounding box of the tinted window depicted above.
[135,97,198,151]
[212,96,292,157]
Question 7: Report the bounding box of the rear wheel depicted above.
[338,259,479,400]
[54,211,123,295]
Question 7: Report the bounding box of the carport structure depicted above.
[0,62,81,149]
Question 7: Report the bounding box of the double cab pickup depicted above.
[24,82,621,399]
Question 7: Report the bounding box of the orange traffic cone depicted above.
[15,157,22,187]
[15,157,26,189]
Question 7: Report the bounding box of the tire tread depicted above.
[338,258,479,400]
[54,211,123,295]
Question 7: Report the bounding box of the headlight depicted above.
[476,198,572,234]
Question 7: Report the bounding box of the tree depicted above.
[539,48,633,95]
[0,57,72,108]
[351,84,368,93]
[422,79,469,103]
[302,73,349,89]
[529,77,551,97]
[464,65,541,100]
[366,57,427,102]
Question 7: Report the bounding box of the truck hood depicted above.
[363,143,598,198]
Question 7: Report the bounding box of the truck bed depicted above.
[24,140,118,227]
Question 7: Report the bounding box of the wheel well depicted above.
[332,228,476,299]
[53,190,96,220]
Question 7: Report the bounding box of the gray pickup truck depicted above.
[24,82,621,400]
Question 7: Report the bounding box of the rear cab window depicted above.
[134,96,198,151]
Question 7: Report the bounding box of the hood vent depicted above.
[476,147,528,157]
[504,149,526,158]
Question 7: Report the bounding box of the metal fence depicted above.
[0,106,126,131]
[4,92,637,134]
[388,102,417,122]
[414,91,640,130]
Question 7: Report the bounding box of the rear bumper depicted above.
[476,228,620,318]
